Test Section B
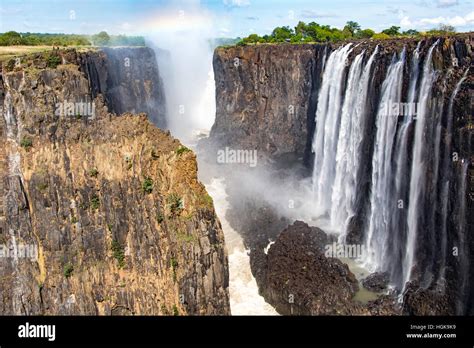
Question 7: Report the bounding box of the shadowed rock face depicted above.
[210,44,326,165]
[0,49,230,315]
[80,47,167,129]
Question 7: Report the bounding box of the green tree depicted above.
[93,31,110,46]
[242,33,262,44]
[345,21,361,36]
[437,24,456,33]
[402,29,419,36]
[357,28,375,38]
[271,26,294,41]
[295,21,307,36]
[0,31,23,45]
[382,26,401,36]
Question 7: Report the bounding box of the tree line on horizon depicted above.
[0,31,146,47]
[236,21,458,45]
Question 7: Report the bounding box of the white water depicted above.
[331,47,378,236]
[365,50,406,271]
[404,41,439,287]
[205,178,277,315]
[312,44,353,216]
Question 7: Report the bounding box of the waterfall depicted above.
[331,47,378,235]
[404,40,439,288]
[365,49,406,271]
[309,39,471,300]
[312,44,353,218]
[387,43,422,284]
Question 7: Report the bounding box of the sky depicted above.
[0,0,473,38]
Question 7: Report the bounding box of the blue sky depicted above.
[1,0,473,37]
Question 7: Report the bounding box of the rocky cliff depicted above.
[208,34,473,315]
[80,47,167,129]
[211,44,325,165]
[0,48,230,315]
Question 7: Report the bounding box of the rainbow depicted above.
[137,10,213,33]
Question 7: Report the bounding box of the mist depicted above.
[145,3,216,142]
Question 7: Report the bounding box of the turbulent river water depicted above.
[205,178,277,315]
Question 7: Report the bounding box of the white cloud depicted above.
[223,0,250,7]
[400,16,412,27]
[120,22,131,31]
[437,0,459,8]
[300,10,337,19]
[400,11,474,28]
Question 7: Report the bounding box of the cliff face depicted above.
[211,44,326,164]
[0,49,230,315]
[209,35,473,315]
[211,36,472,165]
[80,47,167,129]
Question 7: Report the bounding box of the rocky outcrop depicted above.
[0,49,230,315]
[258,221,400,315]
[362,272,390,292]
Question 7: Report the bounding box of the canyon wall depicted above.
[211,44,326,165]
[209,34,473,315]
[80,47,167,129]
[0,48,230,315]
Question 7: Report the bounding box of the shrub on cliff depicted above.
[142,177,154,194]
[111,240,125,268]
[47,54,61,68]
[20,137,33,150]
[167,194,183,215]
[372,33,391,40]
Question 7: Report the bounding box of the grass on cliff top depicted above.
[0,45,97,62]
[0,46,53,62]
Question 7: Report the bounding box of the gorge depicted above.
[0,33,472,316]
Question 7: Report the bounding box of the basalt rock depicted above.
[260,221,361,315]
[210,44,326,166]
[362,272,390,292]
[403,280,454,315]
[257,221,401,315]
[79,47,167,129]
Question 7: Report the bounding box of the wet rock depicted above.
[260,221,363,315]
[403,281,454,315]
[362,272,390,292]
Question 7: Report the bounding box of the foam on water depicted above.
[205,177,278,315]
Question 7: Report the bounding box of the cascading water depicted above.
[387,43,421,284]
[331,47,378,236]
[312,44,353,220]
[365,49,406,271]
[310,38,471,302]
[404,40,439,288]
